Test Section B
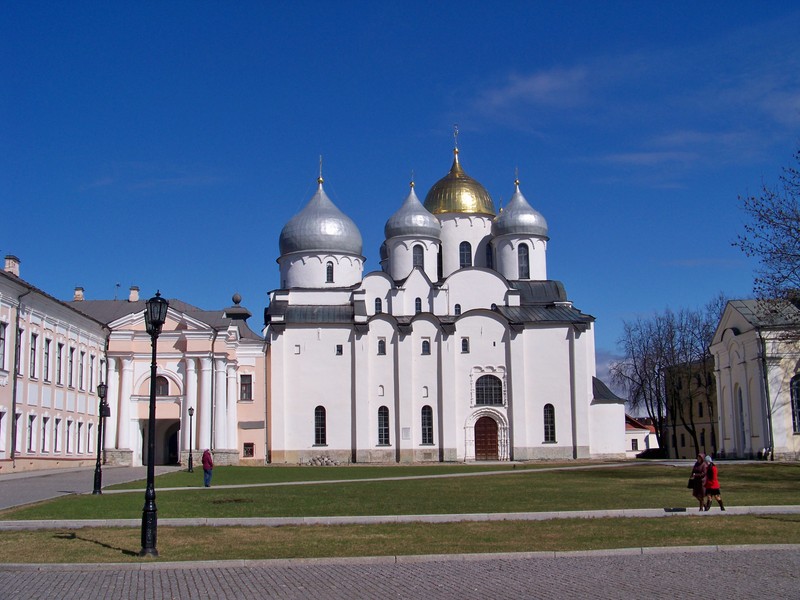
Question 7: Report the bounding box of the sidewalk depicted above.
[2,505,799,531]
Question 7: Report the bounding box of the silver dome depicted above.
[279,180,363,256]
[384,185,441,239]
[492,181,548,238]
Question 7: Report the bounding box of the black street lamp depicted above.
[187,406,194,473]
[92,382,109,495]
[140,291,169,558]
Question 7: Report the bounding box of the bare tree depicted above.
[734,148,800,306]
[611,294,726,455]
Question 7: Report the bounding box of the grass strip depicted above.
[2,463,798,521]
[0,514,797,563]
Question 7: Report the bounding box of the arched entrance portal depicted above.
[474,416,499,461]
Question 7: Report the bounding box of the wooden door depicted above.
[474,416,498,461]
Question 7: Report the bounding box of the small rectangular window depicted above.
[240,374,253,401]
[0,322,7,370]
[632,438,638,451]
[335,345,343,356]
[243,442,255,458]
[698,402,703,418]
[43,339,51,382]
[29,333,38,378]
[56,343,64,385]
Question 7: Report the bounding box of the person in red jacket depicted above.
[202,449,213,487]
[704,455,725,511]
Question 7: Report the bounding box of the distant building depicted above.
[663,359,718,459]
[625,414,659,458]
[710,299,800,460]
[0,256,108,471]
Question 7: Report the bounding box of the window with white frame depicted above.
[89,354,95,391]
[461,337,469,353]
[14,413,22,453]
[377,338,386,355]
[412,244,424,269]
[518,244,530,279]
[43,339,51,382]
[0,322,7,370]
[29,333,38,378]
[378,406,390,445]
[41,416,49,453]
[56,343,64,385]
[421,339,431,355]
[421,405,433,444]
[475,375,503,405]
[326,262,334,283]
[240,374,253,401]
[544,403,556,443]
[459,241,472,268]
[66,420,73,453]
[77,422,83,453]
[375,298,382,314]
[54,418,61,452]
[79,351,85,390]
[415,297,422,314]
[314,406,326,446]
[27,414,36,452]
[68,347,75,388]
[16,328,23,375]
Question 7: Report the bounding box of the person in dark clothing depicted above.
[704,455,725,511]
[690,453,707,511]
[202,449,213,487]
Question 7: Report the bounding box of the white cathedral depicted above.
[265,147,625,463]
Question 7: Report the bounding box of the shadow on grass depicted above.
[53,531,138,557]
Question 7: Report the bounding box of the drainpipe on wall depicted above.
[757,329,776,461]
[10,289,32,466]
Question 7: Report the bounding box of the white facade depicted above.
[710,300,800,460]
[266,150,625,463]
[0,257,108,472]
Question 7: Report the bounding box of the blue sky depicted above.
[2,1,800,372]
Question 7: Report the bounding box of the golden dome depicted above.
[423,149,496,216]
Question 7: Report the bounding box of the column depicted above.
[104,357,119,450]
[213,358,227,449]
[184,358,197,451]
[118,357,133,449]
[226,363,238,451]
[198,357,212,450]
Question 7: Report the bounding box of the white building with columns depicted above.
[710,299,800,460]
[69,289,266,467]
[265,148,625,463]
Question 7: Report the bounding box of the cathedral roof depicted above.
[385,183,441,239]
[279,179,363,256]
[423,149,496,216]
[492,180,548,238]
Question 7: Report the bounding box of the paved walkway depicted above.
[1,546,798,599]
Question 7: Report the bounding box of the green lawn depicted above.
[2,462,798,521]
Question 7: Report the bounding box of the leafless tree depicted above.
[734,148,800,308]
[610,295,726,455]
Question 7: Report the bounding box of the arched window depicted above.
[415,297,422,314]
[421,340,431,355]
[475,375,503,405]
[543,403,556,442]
[377,339,386,355]
[518,244,530,279]
[459,241,472,268]
[421,405,433,444]
[314,406,326,445]
[326,262,334,283]
[791,374,800,433]
[412,244,424,269]
[454,304,461,316]
[461,338,469,353]
[485,244,493,269]
[378,406,390,445]
[375,298,382,314]
[155,376,169,396]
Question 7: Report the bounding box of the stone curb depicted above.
[0,543,797,571]
[1,505,798,530]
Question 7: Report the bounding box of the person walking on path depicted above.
[704,455,725,511]
[202,449,213,487]
[690,453,708,511]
